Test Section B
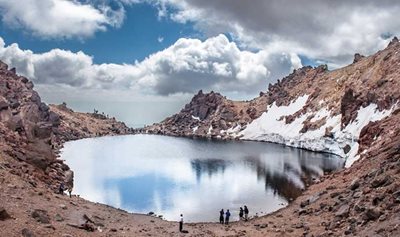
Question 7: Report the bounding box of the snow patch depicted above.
[237,95,397,168]
[345,143,360,168]
[191,115,200,121]
[220,125,242,138]
[207,125,213,135]
[239,95,309,139]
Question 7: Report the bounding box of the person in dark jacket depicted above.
[179,214,183,232]
[225,209,231,225]
[244,205,249,221]
[219,209,224,224]
[58,183,64,195]
[239,207,244,220]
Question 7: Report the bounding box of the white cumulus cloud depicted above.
[0,0,127,38]
[0,35,301,96]
[150,0,400,66]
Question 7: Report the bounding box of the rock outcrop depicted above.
[49,103,133,144]
[0,60,69,190]
[0,60,133,194]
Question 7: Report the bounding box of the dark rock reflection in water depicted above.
[62,134,344,222]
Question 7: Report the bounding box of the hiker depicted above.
[179,214,183,232]
[58,183,64,195]
[64,170,74,198]
[239,207,244,220]
[219,209,224,224]
[244,205,249,221]
[67,186,73,198]
[225,209,231,225]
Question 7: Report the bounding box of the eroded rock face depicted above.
[0,60,73,190]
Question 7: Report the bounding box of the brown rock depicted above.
[371,175,391,188]
[21,228,36,237]
[362,208,382,221]
[349,178,360,190]
[0,207,11,220]
[31,209,50,224]
[353,53,365,63]
[335,204,350,218]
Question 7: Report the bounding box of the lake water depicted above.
[61,134,344,222]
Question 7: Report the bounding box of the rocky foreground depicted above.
[0,38,400,236]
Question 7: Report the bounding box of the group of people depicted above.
[58,182,73,198]
[219,205,249,225]
[178,205,250,232]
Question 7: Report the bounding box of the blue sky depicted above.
[0,0,398,126]
[0,2,200,64]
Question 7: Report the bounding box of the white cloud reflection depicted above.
[61,135,343,222]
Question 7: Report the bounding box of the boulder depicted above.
[371,175,391,188]
[335,204,350,218]
[21,228,36,237]
[0,100,8,111]
[349,178,360,190]
[33,122,53,139]
[353,53,365,63]
[48,111,61,126]
[362,208,382,221]
[31,209,50,224]
[0,207,11,220]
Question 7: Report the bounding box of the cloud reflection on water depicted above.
[62,135,343,222]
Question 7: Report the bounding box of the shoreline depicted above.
[58,133,344,224]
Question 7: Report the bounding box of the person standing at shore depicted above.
[244,205,249,221]
[239,207,244,220]
[219,209,224,224]
[179,214,183,232]
[225,209,231,225]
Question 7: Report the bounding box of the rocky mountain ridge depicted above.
[145,37,400,167]
[50,103,133,145]
[0,59,132,194]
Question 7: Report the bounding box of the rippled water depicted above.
[61,134,344,222]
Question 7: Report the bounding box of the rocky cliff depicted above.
[0,60,69,190]
[0,59,133,191]
[145,37,400,167]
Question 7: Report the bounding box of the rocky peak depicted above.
[186,90,225,120]
[353,53,365,63]
[388,36,399,47]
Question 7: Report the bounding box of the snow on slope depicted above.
[238,95,397,167]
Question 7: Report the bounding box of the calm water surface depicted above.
[61,134,344,222]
